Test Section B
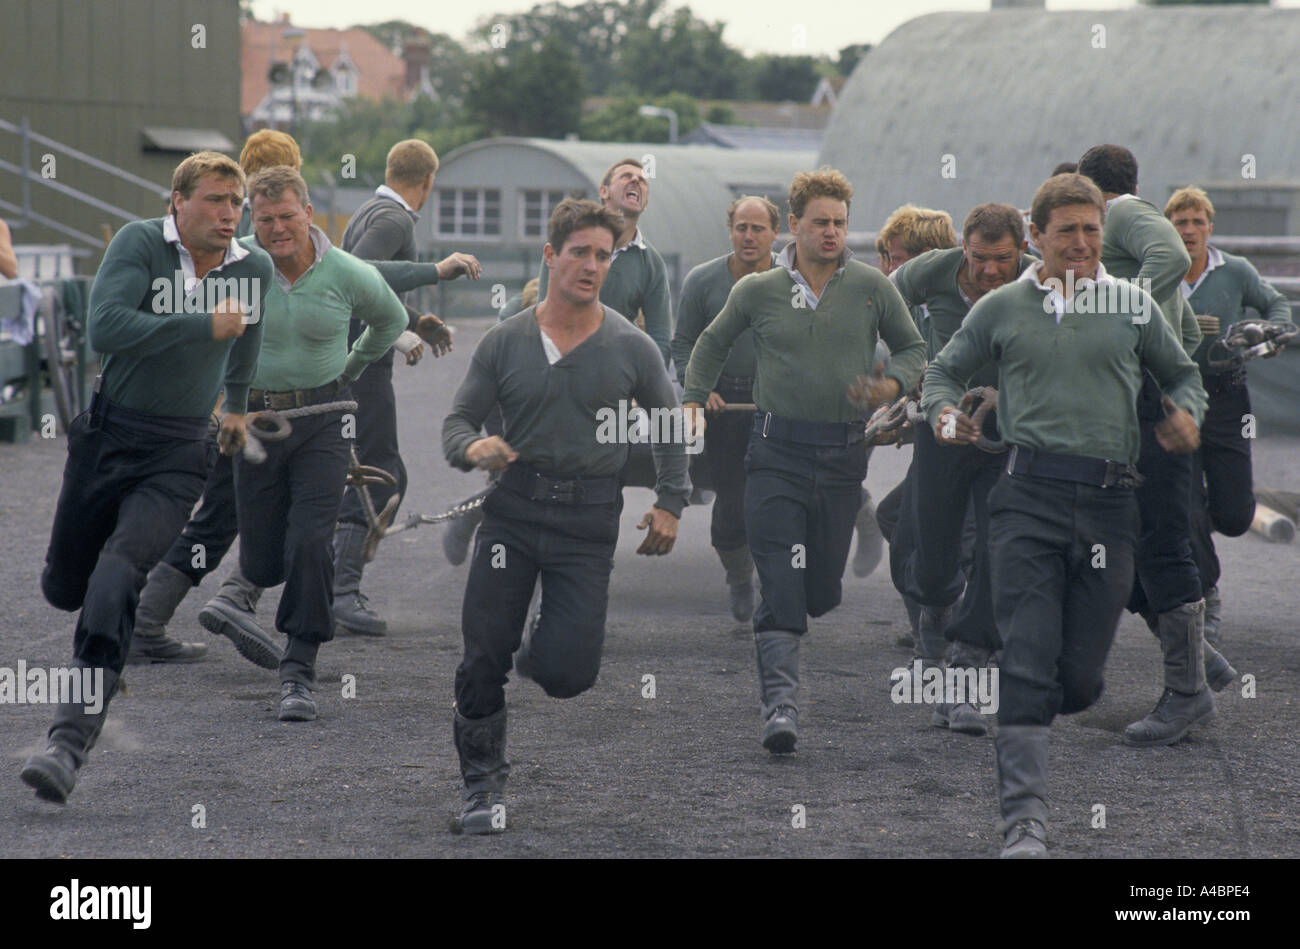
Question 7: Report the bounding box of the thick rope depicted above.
[241,400,358,464]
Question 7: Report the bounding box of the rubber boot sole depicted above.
[1123,701,1216,748]
[20,755,75,804]
[199,602,281,670]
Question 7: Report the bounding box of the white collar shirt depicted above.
[777,242,854,310]
[163,213,250,297]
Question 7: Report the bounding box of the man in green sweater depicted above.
[924,172,1206,857]
[888,203,1035,738]
[535,157,673,369]
[1078,144,1229,748]
[236,166,406,722]
[684,168,927,755]
[21,151,273,804]
[442,198,688,834]
[440,157,677,569]
[670,194,779,622]
[1166,186,1292,677]
[133,131,449,669]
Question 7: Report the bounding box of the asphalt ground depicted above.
[1,314,1297,862]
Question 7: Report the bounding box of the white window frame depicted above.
[436,188,502,241]
[518,188,568,240]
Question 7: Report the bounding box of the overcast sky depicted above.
[248,0,1155,57]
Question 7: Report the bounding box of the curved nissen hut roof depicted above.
[820,7,1300,234]
[431,137,817,270]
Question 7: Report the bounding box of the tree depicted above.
[835,43,872,77]
[470,0,664,96]
[750,55,821,102]
[465,34,586,138]
[579,93,702,143]
[295,97,485,187]
[617,7,748,99]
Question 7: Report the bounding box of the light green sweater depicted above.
[683,259,927,423]
[241,235,407,391]
[923,274,1207,465]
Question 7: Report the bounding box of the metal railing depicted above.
[0,116,170,251]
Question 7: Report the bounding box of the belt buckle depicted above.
[545,478,580,503]
[1005,444,1020,476]
[1102,460,1132,489]
[261,391,272,411]
[294,390,307,408]
[762,412,772,438]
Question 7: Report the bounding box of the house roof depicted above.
[241,19,406,117]
[681,123,823,151]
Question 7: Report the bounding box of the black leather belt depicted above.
[250,378,348,411]
[718,373,754,389]
[88,391,208,440]
[753,411,865,447]
[499,463,621,505]
[1005,444,1143,489]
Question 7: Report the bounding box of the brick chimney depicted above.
[402,38,431,93]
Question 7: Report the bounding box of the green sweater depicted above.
[892,247,1036,388]
[442,305,690,516]
[682,259,927,423]
[241,233,407,391]
[671,254,765,385]
[88,218,273,417]
[1187,248,1292,375]
[537,236,673,368]
[1102,195,1192,333]
[923,272,1207,465]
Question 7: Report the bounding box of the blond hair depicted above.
[239,130,302,175]
[1165,186,1215,222]
[788,167,853,220]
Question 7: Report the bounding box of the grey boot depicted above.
[755,630,801,754]
[1124,600,1215,747]
[852,492,883,578]
[442,507,484,566]
[914,603,951,663]
[896,596,921,649]
[1202,585,1222,649]
[717,545,756,622]
[450,705,510,835]
[995,724,1050,858]
[20,662,122,804]
[932,642,991,737]
[199,570,280,669]
[332,522,387,636]
[278,637,319,722]
[1200,586,1235,691]
[127,561,207,664]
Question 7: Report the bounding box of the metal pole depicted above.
[20,116,32,220]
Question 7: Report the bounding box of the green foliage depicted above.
[465,34,586,138]
[617,8,748,99]
[750,55,821,102]
[705,104,736,125]
[579,93,701,143]
[470,0,663,95]
[835,43,872,77]
[295,97,485,187]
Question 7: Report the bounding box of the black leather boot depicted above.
[995,724,1050,858]
[20,661,122,804]
[450,705,510,835]
[755,630,800,754]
